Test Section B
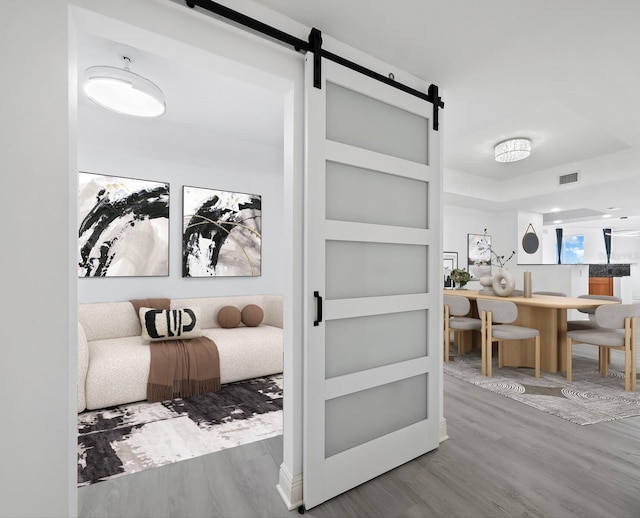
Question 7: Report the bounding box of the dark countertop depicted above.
[588,264,630,277]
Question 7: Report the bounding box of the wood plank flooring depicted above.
[79,348,640,518]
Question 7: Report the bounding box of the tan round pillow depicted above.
[241,304,264,327]
[217,306,241,328]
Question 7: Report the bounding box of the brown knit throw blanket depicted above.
[130,299,221,403]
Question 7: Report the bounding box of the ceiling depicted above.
[248,0,640,230]
[76,30,284,173]
[79,0,640,231]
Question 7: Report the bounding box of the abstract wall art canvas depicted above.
[183,186,261,277]
[78,172,169,277]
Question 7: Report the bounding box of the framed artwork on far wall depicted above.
[443,251,458,288]
[182,186,262,277]
[78,172,169,277]
[467,232,491,279]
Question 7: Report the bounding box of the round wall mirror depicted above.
[522,224,539,254]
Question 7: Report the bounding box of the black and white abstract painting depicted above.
[182,186,261,277]
[78,172,169,277]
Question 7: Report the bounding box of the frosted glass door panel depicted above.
[304,55,440,509]
[325,310,428,378]
[326,241,427,299]
[325,374,428,458]
[326,83,428,164]
[326,161,428,228]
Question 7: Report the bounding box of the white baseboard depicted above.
[439,417,449,442]
[276,463,303,511]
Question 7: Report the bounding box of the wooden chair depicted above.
[443,295,482,363]
[477,299,540,378]
[567,294,621,331]
[566,303,638,391]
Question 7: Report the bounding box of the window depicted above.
[562,234,584,264]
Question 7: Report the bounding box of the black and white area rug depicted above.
[444,350,640,425]
[78,375,282,486]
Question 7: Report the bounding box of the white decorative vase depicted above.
[479,274,495,295]
[492,268,515,297]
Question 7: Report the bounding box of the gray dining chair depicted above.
[443,295,482,362]
[567,294,621,331]
[477,298,540,378]
[566,303,638,392]
[533,291,567,297]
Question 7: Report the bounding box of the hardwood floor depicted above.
[79,348,640,518]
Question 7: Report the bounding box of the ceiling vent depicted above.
[558,171,580,186]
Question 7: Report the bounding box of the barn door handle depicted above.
[314,291,323,326]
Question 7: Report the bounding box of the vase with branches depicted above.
[476,228,516,296]
[476,228,515,269]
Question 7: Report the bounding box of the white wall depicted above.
[543,224,640,300]
[443,204,591,297]
[1,1,304,516]
[583,227,609,264]
[542,224,640,265]
[1,2,75,517]
[517,210,543,264]
[77,128,285,303]
[579,226,640,265]
[508,263,588,300]
[542,226,559,264]
[443,204,494,289]
[443,204,518,288]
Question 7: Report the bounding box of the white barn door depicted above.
[303,54,442,509]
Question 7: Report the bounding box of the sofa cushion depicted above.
[85,336,150,410]
[79,301,141,342]
[261,295,283,328]
[217,306,242,328]
[203,326,283,384]
[139,307,203,342]
[241,304,264,327]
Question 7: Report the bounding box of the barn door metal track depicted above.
[184,0,444,129]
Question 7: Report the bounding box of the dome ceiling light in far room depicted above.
[494,138,531,163]
[84,56,166,117]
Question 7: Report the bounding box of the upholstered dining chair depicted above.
[443,295,482,363]
[566,303,638,392]
[533,291,567,297]
[567,294,621,331]
[476,299,540,378]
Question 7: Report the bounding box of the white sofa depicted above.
[78,294,283,412]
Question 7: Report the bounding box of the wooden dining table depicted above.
[443,289,619,373]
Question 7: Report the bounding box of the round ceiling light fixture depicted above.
[494,138,531,163]
[84,56,166,117]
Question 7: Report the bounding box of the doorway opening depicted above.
[73,19,294,496]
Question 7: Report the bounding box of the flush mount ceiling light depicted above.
[494,138,531,163]
[84,56,165,117]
